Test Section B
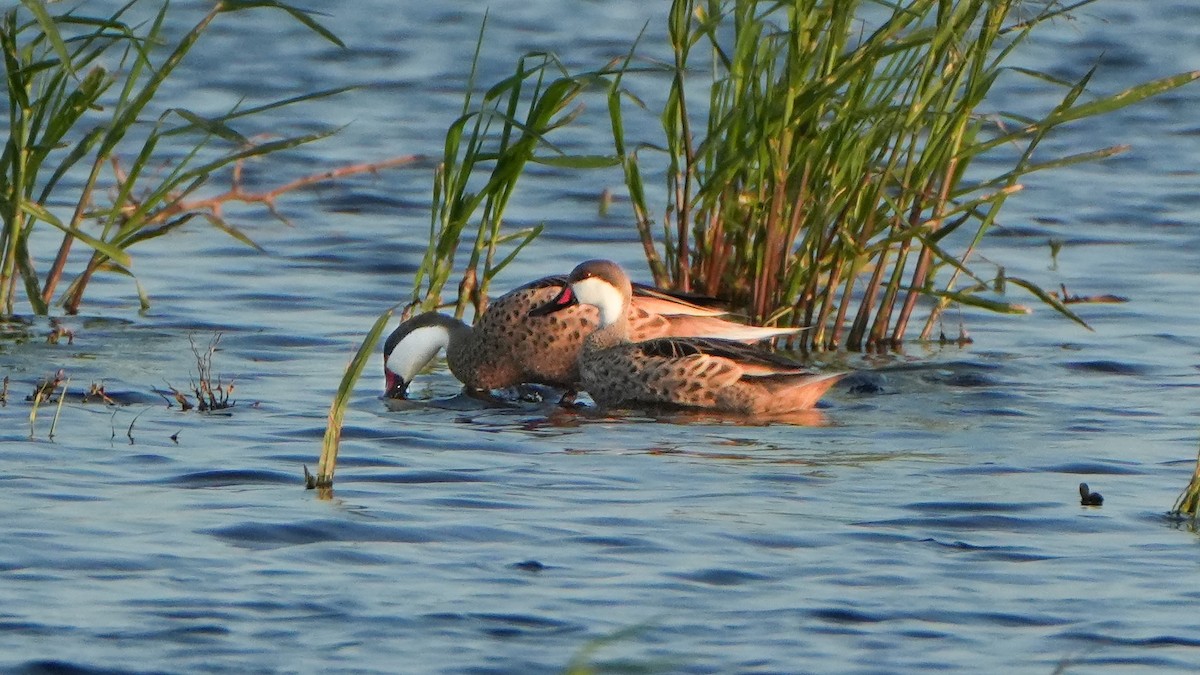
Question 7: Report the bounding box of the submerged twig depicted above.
[127,407,150,445]
[84,381,116,405]
[46,325,75,344]
[160,385,194,411]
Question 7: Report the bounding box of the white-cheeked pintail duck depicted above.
[528,260,842,414]
[384,275,800,398]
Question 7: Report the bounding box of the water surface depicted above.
[2,2,1200,673]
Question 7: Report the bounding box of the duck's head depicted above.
[382,312,456,399]
[529,259,632,326]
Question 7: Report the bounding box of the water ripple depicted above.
[160,469,299,487]
[669,568,773,586]
[1041,461,1145,475]
[1056,630,1200,649]
[920,538,1057,562]
[1061,360,1153,376]
[422,612,581,639]
[201,519,435,549]
[809,607,883,624]
[856,514,1107,533]
[10,662,174,675]
[359,471,487,484]
[906,500,1049,514]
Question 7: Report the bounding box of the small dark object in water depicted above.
[1079,483,1103,506]
[510,560,545,572]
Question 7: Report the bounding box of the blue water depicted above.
[3,1,1200,673]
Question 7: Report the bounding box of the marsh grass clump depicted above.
[410,1,1195,352]
[608,0,1199,351]
[185,333,234,412]
[0,1,421,317]
[161,333,234,412]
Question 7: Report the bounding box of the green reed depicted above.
[406,17,618,321]
[610,0,1199,351]
[1172,439,1200,520]
[0,0,344,318]
[310,306,395,489]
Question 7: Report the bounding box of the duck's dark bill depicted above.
[384,371,408,399]
[528,287,577,317]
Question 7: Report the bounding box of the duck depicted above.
[528,259,842,414]
[384,274,800,399]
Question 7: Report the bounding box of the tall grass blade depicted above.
[1172,440,1200,519]
[217,1,346,48]
[311,308,394,489]
[19,202,132,267]
[49,376,69,440]
[1045,71,1200,126]
[18,0,72,77]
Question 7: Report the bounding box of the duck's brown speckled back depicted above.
[548,259,842,414]
[462,276,732,390]
[578,336,843,414]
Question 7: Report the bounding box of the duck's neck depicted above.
[586,299,631,351]
[444,319,476,376]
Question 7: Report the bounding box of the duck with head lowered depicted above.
[383,274,801,399]
[529,259,842,414]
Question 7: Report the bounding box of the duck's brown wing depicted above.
[630,282,727,316]
[629,337,810,374]
[510,275,569,293]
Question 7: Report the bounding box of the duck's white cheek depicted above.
[387,326,449,380]
[572,278,625,326]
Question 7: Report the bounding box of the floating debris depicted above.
[1055,284,1128,305]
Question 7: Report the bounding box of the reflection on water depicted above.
[2,1,1200,673]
